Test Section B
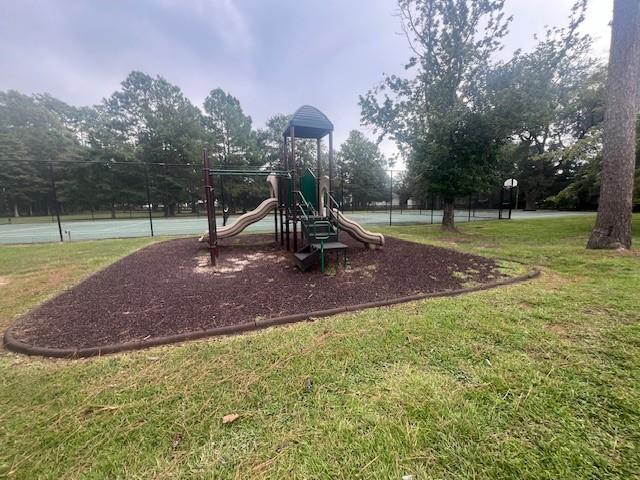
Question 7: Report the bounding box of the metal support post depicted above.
[49,160,63,242]
[145,164,154,237]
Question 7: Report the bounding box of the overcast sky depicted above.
[0,0,613,154]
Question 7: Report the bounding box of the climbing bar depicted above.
[205,169,291,177]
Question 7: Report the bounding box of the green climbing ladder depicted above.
[293,191,347,272]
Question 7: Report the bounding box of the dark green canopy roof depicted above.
[283,105,333,139]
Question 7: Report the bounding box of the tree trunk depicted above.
[588,0,640,249]
[111,199,116,219]
[13,203,20,218]
[524,190,537,211]
[442,199,456,230]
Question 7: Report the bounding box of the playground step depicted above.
[294,246,320,271]
[310,241,348,252]
[303,229,338,240]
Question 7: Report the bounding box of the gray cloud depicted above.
[0,0,612,152]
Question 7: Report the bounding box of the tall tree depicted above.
[393,169,414,209]
[103,72,204,216]
[203,88,256,165]
[492,1,594,210]
[257,114,317,170]
[337,130,388,208]
[547,129,640,213]
[587,0,640,249]
[203,89,265,213]
[0,134,38,217]
[360,0,510,229]
[257,114,289,169]
[540,67,607,210]
[0,90,77,216]
[79,104,140,218]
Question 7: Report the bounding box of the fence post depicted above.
[202,149,217,264]
[340,170,345,211]
[145,163,154,237]
[1,186,7,222]
[389,170,393,226]
[273,199,278,242]
[508,186,514,219]
[430,194,434,224]
[48,160,64,242]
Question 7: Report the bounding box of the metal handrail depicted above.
[295,191,313,222]
[312,220,332,273]
[325,192,342,230]
[326,193,341,210]
[296,190,314,212]
[310,220,332,241]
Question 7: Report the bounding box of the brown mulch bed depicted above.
[8,235,506,350]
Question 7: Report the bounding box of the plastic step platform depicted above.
[310,241,348,252]
[294,246,320,271]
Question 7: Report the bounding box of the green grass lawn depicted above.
[0,216,638,479]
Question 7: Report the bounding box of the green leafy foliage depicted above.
[203,88,255,164]
[491,2,601,209]
[104,72,205,216]
[1,216,639,478]
[259,113,319,170]
[203,88,269,212]
[336,130,389,208]
[547,123,640,210]
[360,0,511,227]
[411,109,508,200]
[0,91,78,216]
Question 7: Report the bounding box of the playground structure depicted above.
[201,105,384,271]
[4,108,538,359]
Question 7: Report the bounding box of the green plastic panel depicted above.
[301,167,317,211]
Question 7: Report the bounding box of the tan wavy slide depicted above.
[329,208,384,248]
[199,197,277,242]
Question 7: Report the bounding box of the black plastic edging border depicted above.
[3,268,541,359]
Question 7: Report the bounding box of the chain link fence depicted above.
[0,160,513,244]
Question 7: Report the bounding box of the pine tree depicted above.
[587,0,640,249]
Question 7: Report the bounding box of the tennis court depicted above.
[0,210,593,244]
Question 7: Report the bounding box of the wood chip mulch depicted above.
[8,234,506,350]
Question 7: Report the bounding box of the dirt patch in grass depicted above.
[543,321,605,350]
[7,235,507,350]
[546,323,571,337]
[0,276,9,287]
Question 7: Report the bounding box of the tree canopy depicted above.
[360,0,617,228]
[1,3,636,227]
[360,0,511,228]
[337,130,389,208]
